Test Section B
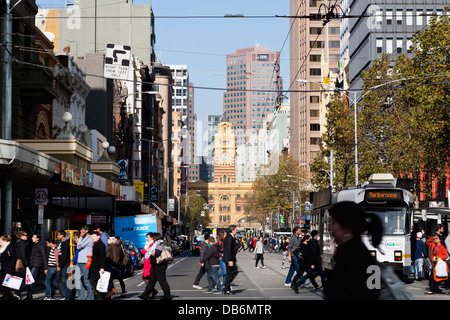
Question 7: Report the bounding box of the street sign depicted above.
[35,188,48,205]
[150,186,158,203]
[104,43,131,80]
[168,198,175,211]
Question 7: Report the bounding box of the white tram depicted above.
[311,173,414,276]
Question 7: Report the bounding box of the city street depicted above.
[29,248,450,301]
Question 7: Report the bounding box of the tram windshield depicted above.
[363,206,409,235]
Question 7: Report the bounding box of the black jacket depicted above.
[89,240,106,281]
[58,237,71,267]
[30,241,48,270]
[324,236,380,300]
[14,238,30,268]
[222,233,236,263]
[305,238,321,267]
[0,243,17,276]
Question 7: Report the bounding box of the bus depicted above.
[310,173,414,276]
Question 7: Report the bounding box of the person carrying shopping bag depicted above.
[425,234,448,294]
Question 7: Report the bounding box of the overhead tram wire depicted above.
[6,43,450,94]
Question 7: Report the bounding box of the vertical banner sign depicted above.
[38,205,44,225]
[168,198,175,211]
[181,163,187,194]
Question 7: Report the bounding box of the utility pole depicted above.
[1,0,21,236]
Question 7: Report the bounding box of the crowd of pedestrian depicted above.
[0,224,130,300]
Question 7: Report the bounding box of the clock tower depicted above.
[213,115,236,183]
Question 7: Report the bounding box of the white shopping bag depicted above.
[96,271,111,293]
[2,274,23,290]
[25,268,35,285]
[435,258,448,278]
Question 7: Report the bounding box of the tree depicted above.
[180,190,210,232]
[311,12,450,198]
[248,153,310,230]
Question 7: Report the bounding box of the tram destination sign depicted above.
[365,189,403,202]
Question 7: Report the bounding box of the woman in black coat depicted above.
[88,231,107,300]
[0,235,17,300]
[324,202,383,300]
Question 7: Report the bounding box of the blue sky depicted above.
[35,0,290,133]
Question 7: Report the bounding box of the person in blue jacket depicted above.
[414,232,428,281]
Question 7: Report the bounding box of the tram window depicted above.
[364,207,408,235]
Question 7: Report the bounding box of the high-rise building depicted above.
[345,1,448,91]
[169,65,199,182]
[223,46,283,145]
[289,0,341,167]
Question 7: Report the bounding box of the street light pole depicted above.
[297,78,407,186]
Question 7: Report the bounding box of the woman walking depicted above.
[89,231,107,300]
[138,233,171,300]
[254,236,266,269]
[324,202,383,300]
[425,234,448,294]
[217,230,227,285]
[0,235,17,300]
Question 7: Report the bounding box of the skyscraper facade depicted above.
[289,0,341,167]
[169,65,199,182]
[223,46,283,145]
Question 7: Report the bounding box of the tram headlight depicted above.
[369,251,376,259]
[394,251,402,261]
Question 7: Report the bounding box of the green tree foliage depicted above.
[248,153,309,227]
[181,190,210,231]
[311,12,449,198]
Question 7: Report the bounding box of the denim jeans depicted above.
[27,267,44,299]
[207,265,222,293]
[295,265,326,289]
[45,267,59,298]
[414,258,424,279]
[75,263,94,300]
[57,264,72,300]
[285,255,299,284]
[218,257,226,284]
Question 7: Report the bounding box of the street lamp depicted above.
[167,165,188,233]
[297,78,407,185]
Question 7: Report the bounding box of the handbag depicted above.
[85,256,92,269]
[15,258,24,273]
[156,248,173,264]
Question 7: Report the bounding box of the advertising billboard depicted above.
[114,215,162,250]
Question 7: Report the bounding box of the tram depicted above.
[310,173,414,276]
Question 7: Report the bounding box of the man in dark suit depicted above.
[222,225,238,294]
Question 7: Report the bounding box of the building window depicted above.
[386,9,393,25]
[310,96,320,103]
[376,38,383,54]
[310,109,320,117]
[310,123,320,131]
[396,39,403,53]
[406,10,413,26]
[396,10,403,26]
[310,68,321,76]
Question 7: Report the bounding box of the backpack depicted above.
[378,264,414,300]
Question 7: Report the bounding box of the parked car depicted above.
[191,235,205,256]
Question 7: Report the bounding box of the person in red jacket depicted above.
[425,234,448,294]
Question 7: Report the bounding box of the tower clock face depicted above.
[221,152,228,160]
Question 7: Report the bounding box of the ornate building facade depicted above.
[189,117,261,231]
